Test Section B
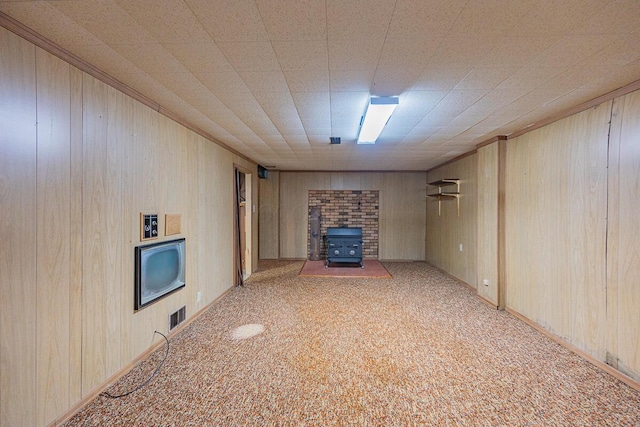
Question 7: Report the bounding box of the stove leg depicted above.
[360,260,364,269]
[325,260,329,268]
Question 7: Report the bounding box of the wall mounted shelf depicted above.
[427,179,460,216]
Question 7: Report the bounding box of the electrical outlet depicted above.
[196,291,202,303]
[459,243,463,252]
[483,279,489,286]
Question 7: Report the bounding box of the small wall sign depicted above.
[165,213,181,236]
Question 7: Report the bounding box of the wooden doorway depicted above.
[234,167,252,286]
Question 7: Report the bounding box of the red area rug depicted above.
[299,260,392,278]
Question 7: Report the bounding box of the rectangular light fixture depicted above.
[357,96,399,144]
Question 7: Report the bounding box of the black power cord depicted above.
[100,331,169,399]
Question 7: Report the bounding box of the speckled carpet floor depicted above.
[63,261,640,426]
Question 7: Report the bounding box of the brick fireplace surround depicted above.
[308,190,379,259]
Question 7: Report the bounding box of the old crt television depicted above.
[135,238,185,310]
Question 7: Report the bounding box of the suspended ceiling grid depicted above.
[1,0,639,170]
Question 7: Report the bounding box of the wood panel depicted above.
[608,90,640,380]
[68,63,84,405]
[35,47,71,427]
[128,101,159,352]
[184,132,201,310]
[202,142,235,296]
[81,74,110,394]
[505,103,610,356]
[259,170,279,259]
[426,154,478,287]
[329,172,362,190]
[378,173,426,261]
[279,172,330,258]
[278,172,426,260]
[1,26,260,425]
[0,27,37,427]
[105,84,128,378]
[476,143,498,306]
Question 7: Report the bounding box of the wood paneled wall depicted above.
[606,91,640,380]
[273,172,426,260]
[258,170,279,259]
[476,144,499,306]
[0,27,257,427]
[426,154,478,287]
[1,28,38,426]
[505,103,610,360]
[429,93,640,383]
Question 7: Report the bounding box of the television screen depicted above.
[135,238,185,310]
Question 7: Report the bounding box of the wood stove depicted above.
[325,227,364,268]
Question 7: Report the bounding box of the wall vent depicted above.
[169,306,186,331]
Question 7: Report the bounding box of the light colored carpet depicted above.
[63,261,640,426]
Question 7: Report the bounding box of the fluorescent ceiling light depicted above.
[357,97,399,144]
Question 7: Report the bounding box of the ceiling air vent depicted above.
[330,137,341,145]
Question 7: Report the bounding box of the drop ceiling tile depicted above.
[569,0,640,35]
[301,120,331,133]
[307,133,331,145]
[62,43,143,78]
[256,0,326,41]
[404,127,441,143]
[477,36,561,67]
[416,110,457,128]
[496,66,565,92]
[217,42,280,71]
[152,72,218,110]
[184,0,268,42]
[328,38,385,71]
[195,72,250,95]
[461,88,527,117]
[239,71,289,93]
[114,0,211,44]
[285,70,330,92]
[508,0,605,36]
[272,41,328,71]
[326,0,396,40]
[291,92,330,121]
[412,67,471,91]
[449,0,533,36]
[372,66,424,97]
[377,37,443,70]
[329,70,374,92]
[271,118,306,134]
[427,34,498,69]
[111,72,177,107]
[445,112,483,130]
[583,32,640,66]
[111,43,190,75]
[387,0,467,38]
[253,92,300,119]
[330,92,370,119]
[475,113,519,129]
[528,34,619,68]
[0,1,103,46]
[542,63,619,92]
[396,91,448,120]
[429,89,490,116]
[3,0,638,172]
[454,67,520,90]
[51,0,157,45]
[163,43,235,73]
[284,135,312,145]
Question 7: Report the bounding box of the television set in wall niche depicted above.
[135,238,186,310]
